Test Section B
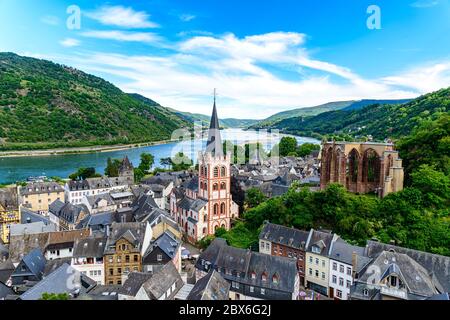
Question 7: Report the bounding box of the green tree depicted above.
[138,153,155,173]
[105,158,121,177]
[278,136,298,156]
[40,292,70,300]
[297,143,320,157]
[160,157,172,169]
[69,167,99,181]
[245,188,267,209]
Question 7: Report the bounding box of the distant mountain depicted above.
[250,99,412,129]
[270,88,449,140]
[168,108,258,128]
[0,53,191,151]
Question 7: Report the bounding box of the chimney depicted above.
[351,251,358,279]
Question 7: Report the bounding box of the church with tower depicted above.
[170,94,239,243]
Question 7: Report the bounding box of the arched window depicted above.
[220,203,226,214]
[203,182,207,190]
[203,214,208,222]
[261,272,268,282]
[213,204,219,215]
[220,182,226,190]
[202,227,207,235]
[221,223,226,229]
[221,166,226,177]
[200,182,204,190]
[213,166,219,177]
[272,274,279,284]
[213,183,219,191]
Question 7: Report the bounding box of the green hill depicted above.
[167,108,258,128]
[270,88,449,141]
[0,52,190,151]
[250,99,411,129]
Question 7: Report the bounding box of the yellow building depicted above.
[19,182,65,213]
[304,229,339,297]
[0,187,20,244]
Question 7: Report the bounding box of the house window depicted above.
[321,272,325,280]
[117,268,122,274]
[315,270,319,278]
[315,258,319,265]
[261,272,267,282]
[336,290,342,299]
[332,275,337,284]
[309,256,313,263]
[339,265,344,273]
[363,289,369,296]
[213,167,219,177]
[260,241,265,250]
[134,255,139,262]
[250,286,254,293]
[232,281,239,289]
[251,272,256,279]
[261,288,265,295]
[309,268,312,276]
[322,260,325,267]
[272,274,279,284]
[125,255,130,263]
[346,280,351,288]
[109,268,113,276]
[157,254,163,262]
[332,262,337,271]
[213,183,219,191]
[221,167,226,177]
[339,277,344,286]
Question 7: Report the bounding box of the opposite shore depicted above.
[0,138,178,158]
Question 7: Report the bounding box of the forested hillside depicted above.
[0,53,190,150]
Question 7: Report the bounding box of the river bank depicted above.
[0,138,178,158]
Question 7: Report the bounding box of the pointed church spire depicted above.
[206,89,223,157]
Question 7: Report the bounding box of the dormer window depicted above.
[261,272,268,282]
[312,246,321,254]
[363,289,369,297]
[272,274,279,284]
[251,271,256,279]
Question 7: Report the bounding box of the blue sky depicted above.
[0,0,449,118]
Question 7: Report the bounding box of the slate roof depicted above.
[20,263,96,300]
[72,236,107,258]
[76,211,113,229]
[141,262,183,300]
[183,176,199,193]
[259,222,310,250]
[197,238,298,296]
[131,194,159,220]
[329,238,371,272]
[118,272,154,297]
[78,284,122,300]
[10,222,56,237]
[16,248,46,279]
[9,233,51,263]
[355,250,441,299]
[104,222,147,254]
[144,231,180,261]
[205,98,224,157]
[178,196,207,213]
[306,229,335,256]
[49,200,88,224]
[187,270,230,300]
[20,208,51,225]
[85,193,115,208]
[20,182,64,196]
[365,240,450,293]
[0,260,14,283]
[0,281,14,300]
[43,257,72,276]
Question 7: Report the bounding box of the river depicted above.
[0,129,319,184]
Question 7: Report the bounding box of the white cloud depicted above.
[81,30,164,44]
[86,5,159,28]
[410,0,439,8]
[41,15,60,26]
[60,38,81,48]
[180,14,196,22]
[39,32,449,119]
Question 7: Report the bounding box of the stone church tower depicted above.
[198,93,234,233]
[119,156,134,184]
